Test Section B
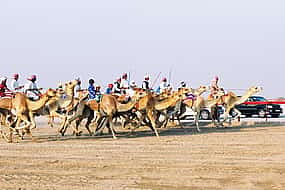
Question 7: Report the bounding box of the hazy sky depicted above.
[0,0,284,97]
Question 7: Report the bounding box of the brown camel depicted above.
[217,86,262,124]
[4,89,57,142]
[62,89,147,137]
[155,86,209,128]
[36,80,79,134]
[183,90,225,132]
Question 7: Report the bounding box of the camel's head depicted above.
[198,85,208,93]
[178,87,191,95]
[133,88,147,100]
[248,86,262,95]
[45,88,57,98]
[65,80,78,90]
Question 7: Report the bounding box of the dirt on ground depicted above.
[0,119,285,190]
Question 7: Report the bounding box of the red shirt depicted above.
[0,84,6,97]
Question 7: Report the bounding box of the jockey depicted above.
[157,77,168,94]
[0,77,11,97]
[88,79,102,102]
[120,73,129,92]
[142,75,151,90]
[95,85,102,102]
[74,78,82,98]
[114,78,121,94]
[128,80,137,97]
[11,73,24,92]
[24,75,41,100]
[88,79,96,100]
[105,83,113,94]
[210,76,220,98]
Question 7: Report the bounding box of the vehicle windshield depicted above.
[249,97,267,102]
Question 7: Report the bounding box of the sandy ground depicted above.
[0,119,285,190]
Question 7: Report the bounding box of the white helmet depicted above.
[144,75,150,80]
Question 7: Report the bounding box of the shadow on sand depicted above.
[15,120,285,143]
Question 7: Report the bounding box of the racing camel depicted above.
[4,89,57,142]
[217,86,262,124]
[61,89,147,138]
[182,90,225,132]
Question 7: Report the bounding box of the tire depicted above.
[258,109,266,118]
[230,109,238,118]
[200,110,210,120]
[271,114,280,118]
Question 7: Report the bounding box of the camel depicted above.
[35,80,79,134]
[155,86,209,128]
[181,90,225,132]
[217,86,262,124]
[61,89,147,137]
[0,89,57,142]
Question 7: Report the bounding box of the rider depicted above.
[105,83,114,94]
[113,78,121,94]
[120,73,129,93]
[0,77,11,97]
[128,80,137,97]
[88,78,96,100]
[11,73,24,92]
[95,85,102,102]
[142,75,151,90]
[24,75,41,100]
[74,78,82,98]
[157,77,168,94]
[210,76,220,98]
[210,76,221,123]
[88,79,102,102]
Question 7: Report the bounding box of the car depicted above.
[232,96,283,118]
[179,105,224,120]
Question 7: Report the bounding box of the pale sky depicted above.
[0,0,284,97]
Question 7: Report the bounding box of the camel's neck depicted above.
[192,88,205,96]
[65,87,75,97]
[27,95,49,111]
[155,96,179,111]
[117,99,138,112]
[235,90,254,105]
[205,98,220,107]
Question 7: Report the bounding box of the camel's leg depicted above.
[50,112,68,134]
[94,117,108,136]
[194,109,201,132]
[147,109,159,137]
[72,117,83,136]
[15,114,31,130]
[222,106,233,123]
[85,114,94,136]
[232,108,242,121]
[47,116,54,128]
[107,117,117,139]
[28,112,36,130]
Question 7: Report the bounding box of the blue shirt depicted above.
[88,85,96,99]
[105,87,113,94]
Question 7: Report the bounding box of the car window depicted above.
[251,97,267,102]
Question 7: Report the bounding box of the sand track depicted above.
[0,120,285,190]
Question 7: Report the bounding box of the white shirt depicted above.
[159,82,168,93]
[74,84,81,98]
[24,81,39,99]
[11,79,21,92]
[120,79,129,89]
